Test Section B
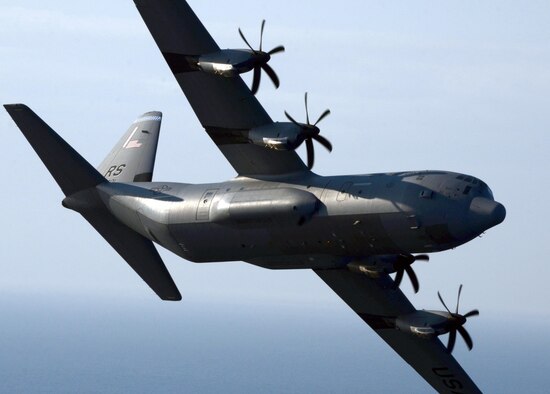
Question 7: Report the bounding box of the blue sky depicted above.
[1,0,549,392]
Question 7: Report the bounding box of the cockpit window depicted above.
[455,175,494,198]
[454,175,494,198]
[456,175,482,185]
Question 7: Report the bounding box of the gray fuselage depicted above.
[93,170,504,270]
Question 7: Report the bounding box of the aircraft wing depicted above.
[314,268,482,393]
[133,0,308,176]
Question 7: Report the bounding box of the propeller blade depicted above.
[306,138,315,169]
[415,254,430,261]
[251,66,262,95]
[457,326,474,350]
[447,329,457,354]
[304,92,310,125]
[259,19,266,52]
[393,268,404,289]
[238,28,255,52]
[314,109,331,126]
[464,309,480,318]
[438,291,452,315]
[261,63,280,88]
[456,284,463,314]
[284,93,332,169]
[312,134,333,152]
[268,45,285,55]
[404,264,419,293]
[284,111,300,126]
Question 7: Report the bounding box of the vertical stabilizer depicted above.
[98,112,162,182]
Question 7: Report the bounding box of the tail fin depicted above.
[98,111,162,183]
[5,104,181,301]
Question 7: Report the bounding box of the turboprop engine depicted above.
[395,285,479,353]
[248,93,333,169]
[348,254,429,293]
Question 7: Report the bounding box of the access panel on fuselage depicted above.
[196,189,218,221]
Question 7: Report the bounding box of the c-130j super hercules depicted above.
[5,1,505,392]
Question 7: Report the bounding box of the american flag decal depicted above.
[125,140,143,149]
[123,127,144,149]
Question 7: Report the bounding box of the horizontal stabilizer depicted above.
[81,206,182,301]
[4,104,105,196]
[6,103,181,301]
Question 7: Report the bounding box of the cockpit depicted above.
[455,174,494,200]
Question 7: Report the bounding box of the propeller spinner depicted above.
[438,285,479,353]
[238,20,285,95]
[285,93,332,169]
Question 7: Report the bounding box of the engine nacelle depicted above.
[395,310,453,338]
[196,49,258,77]
[348,255,402,278]
[210,187,319,226]
[248,122,303,151]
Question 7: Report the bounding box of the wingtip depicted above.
[162,293,182,301]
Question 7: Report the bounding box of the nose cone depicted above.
[469,197,506,233]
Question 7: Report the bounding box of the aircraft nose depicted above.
[468,197,506,232]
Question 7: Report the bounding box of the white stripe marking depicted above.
[123,126,139,148]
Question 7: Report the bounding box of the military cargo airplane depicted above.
[5,1,505,392]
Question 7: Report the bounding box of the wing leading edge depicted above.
[314,268,482,393]
[133,0,308,176]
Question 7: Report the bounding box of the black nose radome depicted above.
[469,197,506,232]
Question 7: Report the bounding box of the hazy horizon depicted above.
[1,292,548,393]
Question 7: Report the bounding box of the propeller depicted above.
[438,285,479,353]
[284,92,332,169]
[238,20,285,94]
[393,254,429,293]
